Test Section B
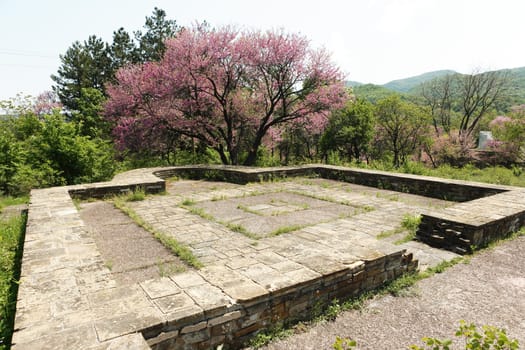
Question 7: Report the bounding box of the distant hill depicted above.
[345,80,364,87]
[348,67,525,109]
[504,66,525,107]
[383,70,457,93]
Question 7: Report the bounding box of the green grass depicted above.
[269,224,306,236]
[124,187,146,201]
[394,214,422,245]
[0,196,28,213]
[0,213,26,350]
[113,197,203,269]
[181,198,196,206]
[225,223,258,239]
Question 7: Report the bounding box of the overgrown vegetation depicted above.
[113,195,202,269]
[0,213,26,350]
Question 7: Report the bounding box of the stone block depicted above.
[181,321,207,334]
[94,307,165,342]
[208,310,243,327]
[140,277,181,299]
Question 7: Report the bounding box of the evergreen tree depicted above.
[134,7,180,62]
[111,27,138,69]
[51,35,112,111]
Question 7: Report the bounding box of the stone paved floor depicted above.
[12,170,467,349]
[129,178,459,279]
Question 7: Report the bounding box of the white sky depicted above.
[1,0,524,101]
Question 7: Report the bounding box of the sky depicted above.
[1,0,524,102]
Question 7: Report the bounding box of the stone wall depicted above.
[146,252,416,349]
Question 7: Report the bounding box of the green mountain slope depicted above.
[347,66,525,107]
[383,70,457,93]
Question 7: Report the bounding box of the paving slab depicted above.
[15,165,524,350]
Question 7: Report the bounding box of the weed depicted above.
[157,261,186,276]
[123,187,146,202]
[112,198,203,269]
[186,207,214,221]
[410,320,519,350]
[104,260,113,271]
[248,322,294,349]
[333,336,357,350]
[270,224,305,236]
[394,214,421,244]
[237,204,261,216]
[211,195,227,202]
[72,198,82,211]
[181,198,196,206]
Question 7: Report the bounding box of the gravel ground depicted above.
[255,235,525,350]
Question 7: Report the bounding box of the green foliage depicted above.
[123,187,146,202]
[374,95,431,168]
[269,224,305,236]
[134,7,181,62]
[52,7,180,113]
[248,322,294,349]
[0,214,26,349]
[353,84,400,103]
[51,35,113,111]
[320,98,375,162]
[0,196,28,213]
[410,321,519,350]
[333,336,357,350]
[0,111,115,196]
[394,214,422,244]
[71,88,109,137]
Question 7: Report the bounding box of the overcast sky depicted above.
[1,0,524,101]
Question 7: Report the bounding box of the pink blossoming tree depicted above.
[105,26,347,165]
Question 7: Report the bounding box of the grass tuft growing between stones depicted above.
[113,197,203,269]
[269,224,306,236]
[123,187,146,202]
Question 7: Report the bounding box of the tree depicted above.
[419,70,510,142]
[134,7,180,62]
[111,27,139,69]
[457,69,509,140]
[71,88,109,137]
[51,36,113,111]
[375,95,430,167]
[420,74,454,135]
[320,98,374,162]
[105,26,348,166]
[52,8,180,112]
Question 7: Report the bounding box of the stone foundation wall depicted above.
[146,252,416,350]
[13,164,525,350]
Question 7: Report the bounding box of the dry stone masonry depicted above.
[12,165,525,349]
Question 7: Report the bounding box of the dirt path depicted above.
[79,201,189,285]
[255,235,525,350]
